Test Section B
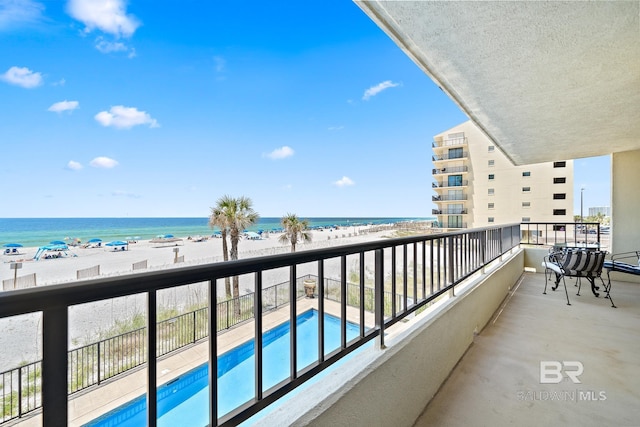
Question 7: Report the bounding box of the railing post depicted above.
[42,306,68,427]
[208,279,219,426]
[97,341,102,385]
[193,310,197,344]
[18,365,22,418]
[146,291,157,427]
[448,236,455,297]
[374,249,385,350]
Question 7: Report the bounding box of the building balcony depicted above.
[433,222,468,229]
[432,137,468,149]
[2,223,637,427]
[432,208,468,215]
[433,194,468,202]
[432,152,469,162]
[432,166,469,175]
[432,180,469,189]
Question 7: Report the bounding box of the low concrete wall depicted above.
[257,249,525,427]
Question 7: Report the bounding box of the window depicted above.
[488,146,495,152]
[488,174,495,180]
[522,187,531,192]
[554,161,567,168]
[488,160,495,167]
[488,188,495,195]
[522,217,531,222]
[488,203,494,209]
[553,209,567,215]
[488,217,495,223]
[522,202,531,207]
[448,147,463,159]
[522,171,531,177]
[554,177,567,184]
[553,193,567,200]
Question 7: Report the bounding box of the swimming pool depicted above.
[84,310,363,426]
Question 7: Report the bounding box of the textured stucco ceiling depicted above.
[356,1,640,165]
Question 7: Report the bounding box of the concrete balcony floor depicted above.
[414,272,640,427]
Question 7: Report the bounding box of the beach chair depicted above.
[542,249,609,306]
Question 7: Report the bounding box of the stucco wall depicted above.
[256,249,524,427]
[612,150,640,255]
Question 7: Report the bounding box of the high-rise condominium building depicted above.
[432,120,574,229]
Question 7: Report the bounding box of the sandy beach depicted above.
[0,224,424,369]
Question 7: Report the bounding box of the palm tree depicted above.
[226,196,259,301]
[209,197,233,299]
[279,213,312,252]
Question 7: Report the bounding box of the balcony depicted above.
[433,194,468,202]
[432,137,468,149]
[2,223,637,426]
[432,152,468,162]
[413,271,640,426]
[0,225,519,427]
[433,222,468,229]
[432,180,469,189]
[432,208,468,215]
[432,166,468,175]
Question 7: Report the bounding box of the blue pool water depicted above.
[85,310,364,426]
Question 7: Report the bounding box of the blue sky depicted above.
[0,0,609,218]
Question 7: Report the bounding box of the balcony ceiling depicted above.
[356,1,640,165]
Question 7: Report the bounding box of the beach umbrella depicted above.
[106,241,128,246]
[164,234,174,238]
[50,240,66,245]
[88,238,102,243]
[3,243,23,248]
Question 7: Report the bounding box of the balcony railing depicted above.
[432,166,468,175]
[432,137,467,148]
[433,195,468,202]
[432,180,469,188]
[434,222,468,229]
[432,209,468,215]
[432,152,468,162]
[0,224,520,427]
[519,222,603,247]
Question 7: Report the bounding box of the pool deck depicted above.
[13,297,376,426]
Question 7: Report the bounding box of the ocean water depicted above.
[0,217,434,248]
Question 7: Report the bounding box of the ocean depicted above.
[0,217,435,248]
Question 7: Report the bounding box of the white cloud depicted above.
[266,146,294,160]
[94,36,136,57]
[90,156,119,168]
[328,125,344,131]
[48,100,79,113]
[213,55,225,72]
[67,0,140,38]
[95,105,159,129]
[1,66,43,88]
[334,176,355,187]
[0,0,45,30]
[66,160,83,170]
[362,80,400,101]
[111,190,141,198]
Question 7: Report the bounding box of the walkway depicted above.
[414,272,640,426]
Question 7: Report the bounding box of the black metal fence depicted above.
[520,222,602,247]
[0,223,521,427]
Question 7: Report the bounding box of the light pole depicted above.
[580,187,585,223]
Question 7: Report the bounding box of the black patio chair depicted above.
[542,249,609,306]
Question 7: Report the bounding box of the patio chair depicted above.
[542,249,609,306]
[601,251,640,307]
